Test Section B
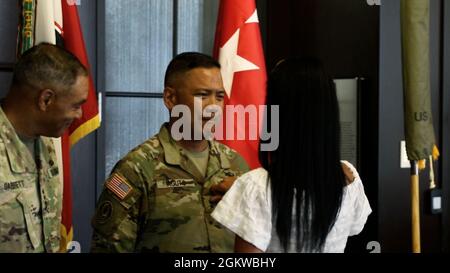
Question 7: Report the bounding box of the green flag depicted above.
[17,0,35,55]
[400,0,436,161]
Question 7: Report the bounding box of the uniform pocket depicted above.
[145,177,208,252]
[0,191,17,206]
[0,191,41,252]
[16,191,41,250]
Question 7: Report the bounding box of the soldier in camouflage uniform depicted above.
[91,52,250,253]
[0,44,89,253]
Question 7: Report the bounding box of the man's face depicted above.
[168,67,225,138]
[40,75,89,137]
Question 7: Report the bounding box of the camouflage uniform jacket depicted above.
[0,107,62,253]
[91,124,249,253]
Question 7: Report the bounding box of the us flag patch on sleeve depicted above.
[106,173,132,200]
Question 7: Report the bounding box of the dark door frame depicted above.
[441,0,450,253]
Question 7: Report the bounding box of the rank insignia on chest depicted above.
[156,178,196,189]
[47,166,59,178]
[106,173,132,200]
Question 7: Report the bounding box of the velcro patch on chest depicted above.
[106,173,132,200]
[156,178,196,189]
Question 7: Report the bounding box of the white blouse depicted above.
[211,161,372,253]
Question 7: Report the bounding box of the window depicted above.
[102,0,219,177]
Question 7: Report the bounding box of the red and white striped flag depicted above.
[105,174,132,200]
[18,0,100,252]
[213,0,267,169]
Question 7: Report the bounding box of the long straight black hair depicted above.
[259,58,345,252]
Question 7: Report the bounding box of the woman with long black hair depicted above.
[211,58,372,252]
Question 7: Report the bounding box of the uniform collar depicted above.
[0,106,37,173]
[209,139,231,169]
[158,123,231,170]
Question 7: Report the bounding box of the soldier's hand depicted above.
[210,176,237,203]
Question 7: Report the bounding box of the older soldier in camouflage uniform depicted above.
[0,43,89,253]
[91,52,249,253]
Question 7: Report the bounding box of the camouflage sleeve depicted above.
[90,160,146,253]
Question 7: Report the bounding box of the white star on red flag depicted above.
[213,0,267,169]
[218,9,261,98]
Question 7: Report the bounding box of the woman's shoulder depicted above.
[238,167,268,183]
[340,161,369,208]
[340,160,361,186]
[232,167,270,197]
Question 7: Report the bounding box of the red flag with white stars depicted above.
[213,0,267,169]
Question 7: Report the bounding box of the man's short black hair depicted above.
[164,52,221,87]
[12,43,88,93]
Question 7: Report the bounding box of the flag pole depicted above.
[401,0,433,253]
[410,160,421,253]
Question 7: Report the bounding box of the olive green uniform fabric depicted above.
[0,107,62,253]
[91,123,249,253]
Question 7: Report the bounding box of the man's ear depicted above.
[163,87,177,111]
[38,89,56,111]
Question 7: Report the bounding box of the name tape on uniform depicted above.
[156,178,196,189]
